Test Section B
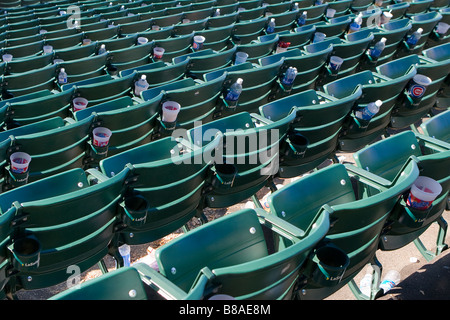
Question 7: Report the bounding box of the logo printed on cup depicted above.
[409,84,425,98]
[408,74,432,100]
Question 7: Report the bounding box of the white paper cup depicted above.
[2,54,12,62]
[193,35,206,50]
[326,8,336,18]
[10,152,31,174]
[436,22,450,35]
[92,127,112,147]
[43,45,53,54]
[83,38,91,46]
[235,51,248,65]
[72,97,88,111]
[153,47,165,59]
[162,101,181,123]
[137,36,148,45]
[313,32,326,43]
[407,176,442,210]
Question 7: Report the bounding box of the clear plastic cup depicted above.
[235,51,249,64]
[43,45,53,54]
[92,127,112,147]
[72,97,88,111]
[153,47,165,59]
[313,32,326,43]
[152,24,160,30]
[407,176,442,210]
[118,244,131,267]
[436,22,450,35]
[82,38,91,46]
[10,152,31,174]
[182,18,190,23]
[162,101,181,123]
[326,8,336,18]
[137,36,148,45]
[2,54,13,62]
[193,35,206,50]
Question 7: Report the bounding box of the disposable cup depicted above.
[162,101,181,123]
[83,38,91,46]
[329,56,344,72]
[43,45,53,54]
[192,35,206,50]
[72,97,88,111]
[313,32,326,43]
[2,54,13,62]
[326,8,336,18]
[380,12,393,25]
[436,22,450,35]
[10,152,31,174]
[39,29,47,34]
[182,18,190,23]
[234,51,248,64]
[153,47,165,59]
[92,127,112,147]
[407,176,442,211]
[408,74,432,99]
[152,25,160,30]
[137,36,148,45]
[118,244,131,267]
[53,59,64,64]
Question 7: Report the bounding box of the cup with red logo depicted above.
[72,97,88,112]
[406,176,442,211]
[10,152,31,174]
[407,74,432,105]
[92,127,112,147]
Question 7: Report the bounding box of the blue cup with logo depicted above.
[328,56,343,74]
[407,74,432,105]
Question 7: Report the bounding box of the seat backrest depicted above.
[269,164,355,231]
[49,267,148,300]
[420,109,450,143]
[8,116,93,182]
[353,130,422,181]
[4,87,73,127]
[162,74,226,127]
[0,167,130,290]
[72,72,136,105]
[156,209,269,292]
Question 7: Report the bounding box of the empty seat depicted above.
[259,87,361,178]
[0,166,131,298]
[353,130,449,259]
[99,133,223,247]
[323,67,416,152]
[187,110,295,208]
[131,207,329,299]
[265,162,419,300]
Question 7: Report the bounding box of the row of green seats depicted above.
[47,118,449,300]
